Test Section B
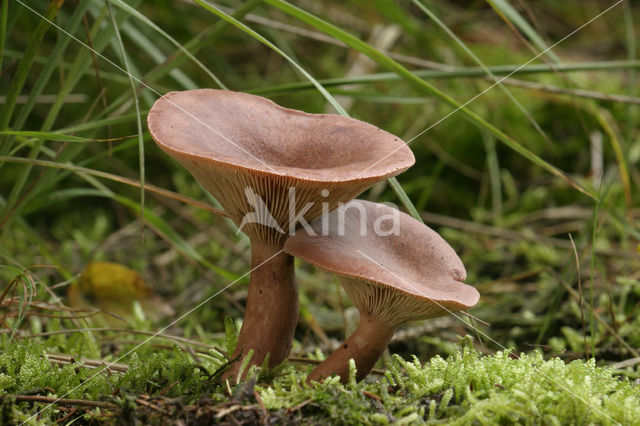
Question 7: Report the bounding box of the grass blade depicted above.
[488,0,632,221]
[411,0,551,145]
[191,0,423,219]
[486,0,561,63]
[263,0,593,199]
[191,0,347,116]
[77,172,238,282]
[57,113,144,134]
[0,131,91,143]
[110,0,226,89]
[107,0,146,237]
[249,60,640,95]
[120,21,197,90]
[0,156,228,220]
[0,0,63,133]
[2,49,129,83]
[0,0,66,227]
[0,1,139,230]
[10,2,91,134]
[589,188,603,357]
[623,1,637,140]
[0,0,8,72]
[95,0,260,121]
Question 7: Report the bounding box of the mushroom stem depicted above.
[308,312,395,383]
[225,240,297,380]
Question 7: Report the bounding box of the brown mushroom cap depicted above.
[284,200,479,326]
[148,89,414,247]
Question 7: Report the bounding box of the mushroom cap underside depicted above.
[148,90,415,246]
[340,277,477,327]
[284,199,479,309]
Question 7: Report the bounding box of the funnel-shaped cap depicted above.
[284,200,479,327]
[148,89,414,247]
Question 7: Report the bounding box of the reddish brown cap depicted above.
[148,89,414,247]
[284,200,479,327]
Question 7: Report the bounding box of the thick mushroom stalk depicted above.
[306,275,478,383]
[284,200,480,383]
[148,90,415,379]
[307,312,394,383]
[234,241,297,369]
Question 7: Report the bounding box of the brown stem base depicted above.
[223,241,297,381]
[307,313,395,383]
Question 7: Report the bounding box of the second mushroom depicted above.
[284,200,480,382]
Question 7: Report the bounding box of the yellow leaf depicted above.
[68,261,173,324]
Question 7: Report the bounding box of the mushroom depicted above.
[283,199,479,382]
[147,89,414,377]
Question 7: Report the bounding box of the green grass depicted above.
[1,0,639,424]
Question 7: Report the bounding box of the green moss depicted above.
[1,333,638,424]
[255,339,640,425]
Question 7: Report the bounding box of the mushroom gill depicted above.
[284,200,479,382]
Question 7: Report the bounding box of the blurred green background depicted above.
[0,0,639,421]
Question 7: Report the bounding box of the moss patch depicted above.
[1,336,638,424]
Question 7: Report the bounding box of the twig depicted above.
[2,394,116,409]
[46,353,129,373]
[0,156,229,218]
[421,212,634,258]
[361,390,382,401]
[288,398,313,413]
[215,404,242,419]
[612,357,640,369]
[499,76,640,105]
[5,327,217,349]
[135,397,170,416]
[253,389,267,418]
